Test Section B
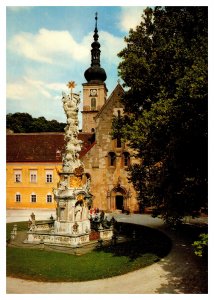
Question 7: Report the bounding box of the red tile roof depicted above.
[6,132,95,162]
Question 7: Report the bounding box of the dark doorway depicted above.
[116,195,123,210]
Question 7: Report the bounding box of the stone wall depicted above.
[82,85,139,213]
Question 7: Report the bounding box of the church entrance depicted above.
[109,184,127,211]
[116,195,124,210]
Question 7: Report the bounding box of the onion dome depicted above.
[84,13,107,83]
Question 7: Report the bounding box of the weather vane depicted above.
[67,81,76,93]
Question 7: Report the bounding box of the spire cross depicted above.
[94,12,98,41]
[67,81,76,94]
[95,12,98,29]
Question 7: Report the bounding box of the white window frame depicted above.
[30,170,37,183]
[15,193,21,202]
[46,170,53,183]
[46,194,53,203]
[31,193,37,203]
[14,170,22,183]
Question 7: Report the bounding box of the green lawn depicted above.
[6,221,28,241]
[6,221,172,282]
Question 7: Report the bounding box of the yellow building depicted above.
[6,132,94,209]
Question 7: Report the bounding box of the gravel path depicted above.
[6,213,208,294]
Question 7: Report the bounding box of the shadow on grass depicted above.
[7,221,172,282]
[95,222,172,262]
[6,220,208,288]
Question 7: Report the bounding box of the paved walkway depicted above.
[6,208,56,223]
[6,212,208,294]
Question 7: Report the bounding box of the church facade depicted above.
[81,83,139,212]
[6,17,139,213]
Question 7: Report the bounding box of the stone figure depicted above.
[61,90,83,173]
[31,212,35,225]
[59,176,68,190]
[83,177,91,193]
[75,203,83,221]
[82,201,89,220]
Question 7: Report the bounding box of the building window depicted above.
[14,170,22,183]
[113,108,123,117]
[31,194,37,203]
[91,98,96,110]
[116,138,122,148]
[15,193,21,202]
[108,152,116,167]
[46,170,53,183]
[30,170,37,183]
[46,194,53,203]
[123,152,130,167]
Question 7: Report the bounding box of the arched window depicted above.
[108,152,116,167]
[91,98,96,110]
[86,173,91,180]
[123,152,130,167]
[116,138,122,148]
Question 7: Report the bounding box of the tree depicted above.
[113,7,208,225]
[6,113,66,133]
[30,116,49,132]
[6,112,33,133]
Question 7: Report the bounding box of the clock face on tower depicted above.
[90,89,97,97]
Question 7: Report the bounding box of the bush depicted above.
[193,233,208,257]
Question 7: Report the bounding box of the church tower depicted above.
[82,13,108,133]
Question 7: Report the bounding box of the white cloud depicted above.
[119,7,147,32]
[99,31,125,64]
[7,77,66,101]
[46,82,68,92]
[8,28,90,65]
[8,28,125,67]
[6,26,125,123]
[7,80,34,100]
[7,77,67,122]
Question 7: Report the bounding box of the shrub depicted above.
[193,233,208,257]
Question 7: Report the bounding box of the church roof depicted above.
[95,83,124,120]
[6,132,95,163]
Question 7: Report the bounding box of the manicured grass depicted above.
[7,247,159,282]
[6,221,28,241]
[6,221,172,282]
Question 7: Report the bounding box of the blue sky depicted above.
[6,5,146,127]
